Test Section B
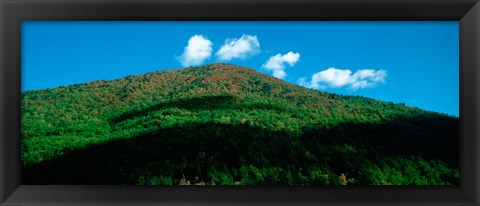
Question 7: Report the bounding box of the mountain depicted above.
[21,63,459,185]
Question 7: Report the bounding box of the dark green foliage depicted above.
[21,63,459,185]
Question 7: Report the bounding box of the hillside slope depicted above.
[21,63,459,185]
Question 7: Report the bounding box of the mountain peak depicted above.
[165,63,281,92]
[181,63,258,74]
[21,63,459,186]
[201,62,250,68]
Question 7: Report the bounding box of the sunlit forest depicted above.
[21,63,459,185]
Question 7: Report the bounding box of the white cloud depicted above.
[272,70,287,79]
[299,67,387,90]
[263,51,300,79]
[216,34,260,61]
[177,35,213,67]
[297,77,308,87]
[311,68,352,88]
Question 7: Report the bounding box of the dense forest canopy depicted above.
[21,63,459,185]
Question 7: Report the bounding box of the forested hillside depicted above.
[21,63,459,185]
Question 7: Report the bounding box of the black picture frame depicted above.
[1,0,479,205]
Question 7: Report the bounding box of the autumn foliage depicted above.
[21,63,459,185]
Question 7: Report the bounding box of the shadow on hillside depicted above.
[111,95,289,125]
[22,122,300,184]
[22,96,459,185]
[301,116,459,169]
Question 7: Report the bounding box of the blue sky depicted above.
[22,21,459,116]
